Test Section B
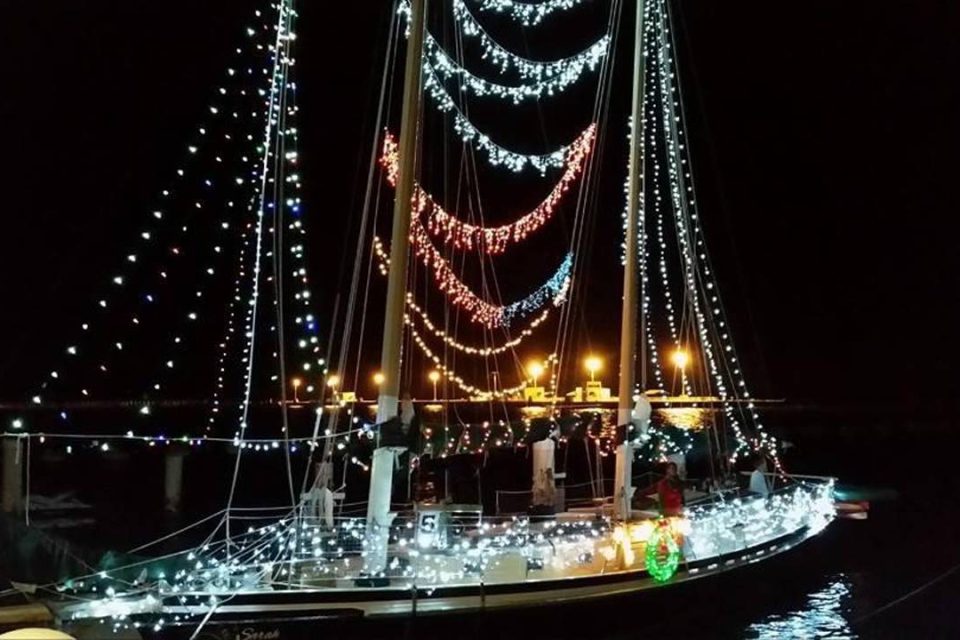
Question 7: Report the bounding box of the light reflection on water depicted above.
[745,575,855,639]
[655,407,713,430]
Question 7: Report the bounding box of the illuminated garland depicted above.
[12,9,282,432]
[373,238,554,356]
[451,0,610,80]
[52,481,834,636]
[410,327,559,399]
[424,66,571,174]
[424,36,605,104]
[410,295,552,356]
[471,0,593,26]
[399,0,608,105]
[236,0,301,437]
[375,231,570,330]
[408,223,572,328]
[381,126,594,254]
[644,518,681,582]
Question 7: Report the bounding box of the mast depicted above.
[615,0,647,519]
[366,0,427,568]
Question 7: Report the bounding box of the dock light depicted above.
[671,349,689,396]
[585,355,602,382]
[671,349,689,370]
[528,361,545,387]
[291,377,302,403]
[429,370,441,401]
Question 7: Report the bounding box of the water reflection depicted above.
[746,574,855,639]
[656,407,713,430]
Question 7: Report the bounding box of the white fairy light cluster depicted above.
[400,0,606,173]
[65,511,612,634]
[451,0,610,82]
[424,36,605,104]
[399,0,607,104]
[374,237,555,358]
[424,71,569,173]
[471,0,594,27]
[684,481,836,560]
[61,479,834,634]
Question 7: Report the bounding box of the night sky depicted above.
[0,1,957,414]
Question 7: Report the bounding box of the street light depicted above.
[429,370,441,401]
[373,372,385,387]
[291,377,302,403]
[585,355,602,382]
[528,360,544,387]
[326,374,340,391]
[671,349,689,396]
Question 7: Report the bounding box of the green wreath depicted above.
[645,519,681,582]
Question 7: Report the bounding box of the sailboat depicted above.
[11,0,837,637]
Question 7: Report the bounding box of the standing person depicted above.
[657,462,684,516]
[749,456,770,496]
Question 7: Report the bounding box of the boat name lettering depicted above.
[237,629,281,640]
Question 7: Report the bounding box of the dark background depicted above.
[0,0,957,411]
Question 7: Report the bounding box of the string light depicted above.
[381,126,594,254]
[470,0,594,26]
[399,0,608,106]
[408,325,559,399]
[379,225,571,329]
[425,69,574,174]
[408,294,553,356]
[450,0,610,81]
[56,481,834,634]
[15,7,283,431]
[423,34,606,104]
[373,236,557,356]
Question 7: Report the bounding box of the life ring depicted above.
[645,518,681,582]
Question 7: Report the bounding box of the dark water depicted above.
[4,408,960,638]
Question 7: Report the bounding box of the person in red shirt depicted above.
[657,462,685,517]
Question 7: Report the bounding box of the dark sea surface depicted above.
[3,407,959,638]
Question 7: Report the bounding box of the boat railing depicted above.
[494,472,663,515]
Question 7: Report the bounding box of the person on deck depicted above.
[749,456,771,496]
[657,462,685,517]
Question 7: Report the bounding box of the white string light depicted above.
[423,66,573,174]
[382,128,594,255]
[423,36,606,104]
[470,0,594,27]
[451,0,610,81]
[12,9,283,432]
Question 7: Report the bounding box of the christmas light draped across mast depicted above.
[379,0,607,394]
[12,6,284,432]
[617,0,780,465]
[380,126,595,255]
[401,0,609,104]
[10,1,323,442]
[471,0,595,26]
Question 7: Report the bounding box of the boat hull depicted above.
[131,523,823,640]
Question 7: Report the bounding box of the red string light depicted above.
[380,124,596,255]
